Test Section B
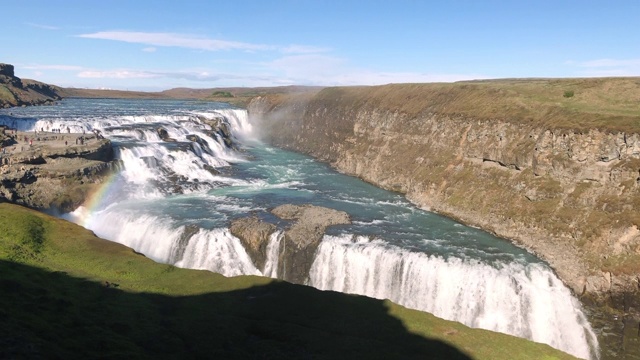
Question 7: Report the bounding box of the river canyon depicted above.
[0,97,607,359]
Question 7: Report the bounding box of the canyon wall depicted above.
[247,84,640,312]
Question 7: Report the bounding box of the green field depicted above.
[305,78,640,133]
[0,203,577,359]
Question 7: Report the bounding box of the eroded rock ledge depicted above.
[0,128,118,212]
[230,204,350,284]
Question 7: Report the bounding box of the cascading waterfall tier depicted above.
[2,99,598,360]
[263,231,284,278]
[308,235,599,360]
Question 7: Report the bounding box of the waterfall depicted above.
[205,108,255,140]
[308,235,598,360]
[87,209,259,277]
[17,99,597,360]
[175,228,260,276]
[263,231,283,278]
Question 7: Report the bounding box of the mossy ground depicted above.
[0,84,17,105]
[0,203,577,359]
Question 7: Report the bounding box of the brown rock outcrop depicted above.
[229,204,351,283]
[272,204,350,284]
[197,116,235,148]
[0,63,15,77]
[230,216,276,270]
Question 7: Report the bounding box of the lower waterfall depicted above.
[308,235,598,360]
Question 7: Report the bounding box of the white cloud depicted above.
[76,30,336,56]
[75,68,278,84]
[281,45,331,54]
[22,64,85,71]
[26,22,59,30]
[270,54,346,80]
[573,58,640,77]
[331,71,487,85]
[77,31,272,51]
[267,55,484,85]
[579,58,640,68]
[44,46,485,88]
[64,64,485,89]
[78,70,160,79]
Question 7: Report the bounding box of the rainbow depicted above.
[70,171,122,228]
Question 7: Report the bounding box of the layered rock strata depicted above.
[247,86,640,313]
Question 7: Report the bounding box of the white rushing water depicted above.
[308,235,598,360]
[1,99,599,359]
[263,231,284,279]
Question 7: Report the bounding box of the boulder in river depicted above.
[229,204,351,284]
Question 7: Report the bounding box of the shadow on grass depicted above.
[0,260,473,360]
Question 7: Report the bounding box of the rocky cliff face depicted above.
[247,86,640,312]
[0,63,14,77]
[0,63,62,108]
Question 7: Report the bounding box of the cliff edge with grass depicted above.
[247,78,640,314]
[0,63,62,108]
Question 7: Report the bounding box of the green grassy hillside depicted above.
[307,78,640,133]
[0,203,577,359]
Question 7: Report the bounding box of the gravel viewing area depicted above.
[1,127,102,165]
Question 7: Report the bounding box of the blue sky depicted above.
[2,0,639,90]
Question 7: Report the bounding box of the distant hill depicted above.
[59,87,169,100]
[160,85,324,106]
[0,62,323,108]
[59,85,323,107]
